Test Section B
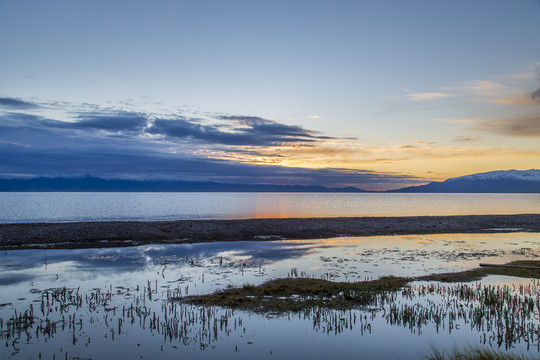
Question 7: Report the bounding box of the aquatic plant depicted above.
[420,260,540,283]
[177,276,409,312]
[2,260,540,358]
[423,345,537,360]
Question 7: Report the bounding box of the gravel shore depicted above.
[1,214,539,250]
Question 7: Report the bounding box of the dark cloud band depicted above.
[0,97,39,110]
[0,97,422,189]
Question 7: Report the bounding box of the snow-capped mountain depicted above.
[446,169,540,183]
[394,169,540,193]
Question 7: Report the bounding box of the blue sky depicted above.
[1,0,539,190]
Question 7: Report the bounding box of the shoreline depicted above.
[1,214,539,250]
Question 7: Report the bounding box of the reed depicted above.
[1,259,540,357]
[423,345,537,360]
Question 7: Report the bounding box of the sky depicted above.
[0,0,539,190]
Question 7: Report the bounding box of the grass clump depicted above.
[423,345,537,360]
[177,260,540,312]
[179,276,408,312]
[419,260,540,283]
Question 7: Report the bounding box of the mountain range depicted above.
[0,169,539,193]
[0,175,365,193]
[391,169,540,193]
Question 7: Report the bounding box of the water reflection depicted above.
[2,278,539,359]
[1,233,540,359]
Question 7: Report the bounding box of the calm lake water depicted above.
[1,233,539,359]
[0,192,539,223]
[1,193,540,358]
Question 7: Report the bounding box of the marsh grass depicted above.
[423,345,537,360]
[179,260,540,312]
[179,276,409,312]
[2,260,540,357]
[419,260,540,283]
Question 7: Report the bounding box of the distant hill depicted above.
[392,169,540,193]
[0,175,367,193]
[2,170,539,193]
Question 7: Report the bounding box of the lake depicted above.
[0,192,539,223]
[1,192,540,359]
[1,232,539,359]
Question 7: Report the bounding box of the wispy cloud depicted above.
[471,117,540,137]
[147,115,332,146]
[493,94,540,106]
[407,69,540,107]
[461,80,506,95]
[439,118,480,124]
[532,88,540,102]
[221,115,329,139]
[405,92,455,101]
[452,135,482,143]
[442,115,540,138]
[436,79,509,102]
[396,141,539,159]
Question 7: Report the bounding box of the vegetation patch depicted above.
[423,345,537,360]
[178,260,540,312]
[419,260,540,283]
[180,276,408,312]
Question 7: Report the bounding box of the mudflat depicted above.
[0,214,539,250]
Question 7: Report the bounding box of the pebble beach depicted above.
[1,214,539,250]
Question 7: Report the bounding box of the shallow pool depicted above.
[1,233,539,359]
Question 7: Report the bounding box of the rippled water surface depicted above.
[0,192,539,223]
[1,233,540,359]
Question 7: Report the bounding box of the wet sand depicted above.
[0,214,539,250]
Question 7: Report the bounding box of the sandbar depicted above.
[0,214,539,250]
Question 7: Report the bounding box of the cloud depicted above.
[408,74,537,106]
[0,112,47,124]
[405,92,455,101]
[0,97,39,109]
[0,99,425,189]
[218,115,328,139]
[147,115,333,146]
[532,88,540,102]
[462,80,505,93]
[463,79,540,107]
[309,115,321,119]
[73,112,148,131]
[452,135,482,143]
[397,142,539,159]
[147,117,247,144]
[2,105,333,147]
[219,115,268,124]
[0,137,421,188]
[442,114,540,138]
[439,118,479,124]
[0,111,148,139]
[243,120,329,139]
[471,117,540,137]
[493,94,540,106]
[414,140,436,145]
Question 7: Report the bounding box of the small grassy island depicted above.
[176,260,540,359]
[178,260,540,312]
